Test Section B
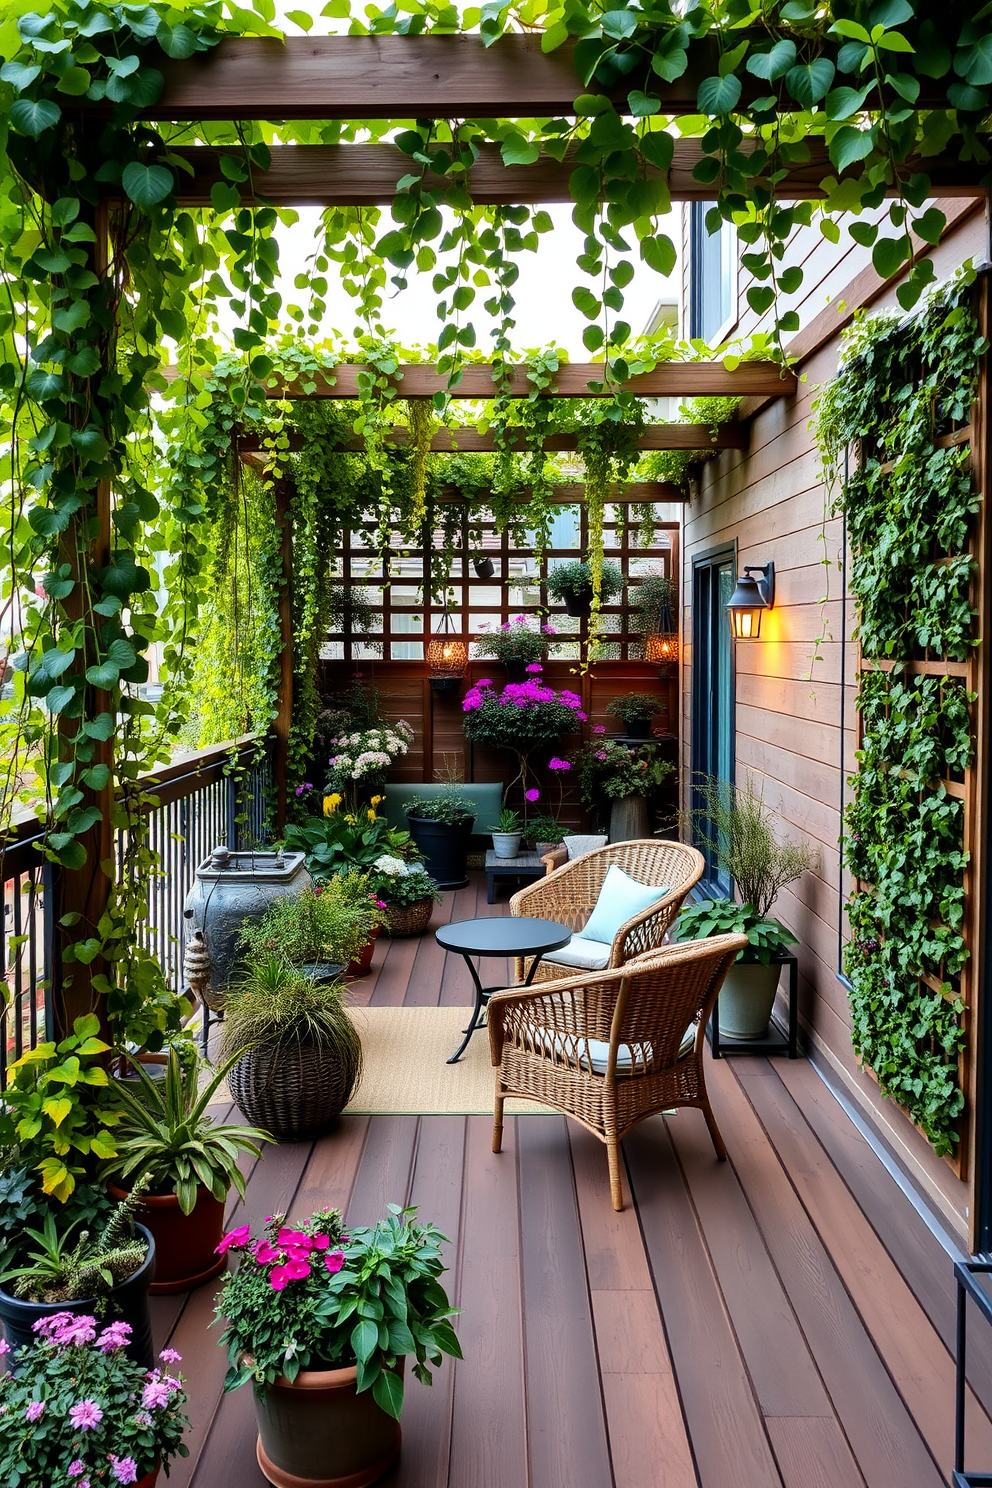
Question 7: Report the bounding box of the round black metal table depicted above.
[435,916,571,1064]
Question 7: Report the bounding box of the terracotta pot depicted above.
[253,1363,402,1488]
[108,1184,226,1294]
[136,1468,160,1488]
[347,926,380,977]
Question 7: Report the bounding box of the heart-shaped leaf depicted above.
[9,98,60,137]
[121,161,174,209]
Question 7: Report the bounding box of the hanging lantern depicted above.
[644,593,679,674]
[726,562,775,640]
[427,607,467,696]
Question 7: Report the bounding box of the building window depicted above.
[688,202,738,344]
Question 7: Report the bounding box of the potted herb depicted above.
[606,691,661,740]
[546,558,624,618]
[474,615,555,683]
[101,1046,268,1295]
[490,806,523,860]
[0,1314,189,1488]
[573,738,673,840]
[0,1183,157,1369]
[403,789,476,890]
[676,775,815,1037]
[222,957,363,1141]
[370,861,443,938]
[524,814,567,856]
[215,1205,461,1488]
[238,877,382,982]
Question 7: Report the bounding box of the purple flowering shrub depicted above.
[0,1316,188,1488]
[461,678,587,753]
[216,1206,460,1419]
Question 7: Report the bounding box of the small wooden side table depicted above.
[485,849,547,904]
[708,950,800,1059]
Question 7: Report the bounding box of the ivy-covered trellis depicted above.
[1,0,991,1049]
[816,270,987,1160]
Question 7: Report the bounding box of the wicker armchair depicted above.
[508,839,704,984]
[488,933,747,1210]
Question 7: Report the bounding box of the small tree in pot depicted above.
[606,692,662,740]
[675,775,816,1038]
[546,559,624,618]
[223,959,363,1141]
[215,1205,461,1488]
[403,790,476,890]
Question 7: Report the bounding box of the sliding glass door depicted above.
[691,546,736,896]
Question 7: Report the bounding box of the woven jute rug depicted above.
[344,1005,552,1116]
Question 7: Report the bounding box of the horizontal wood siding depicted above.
[681,203,989,1237]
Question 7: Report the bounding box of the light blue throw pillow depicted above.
[576,864,669,945]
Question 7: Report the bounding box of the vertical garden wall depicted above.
[817,270,987,1161]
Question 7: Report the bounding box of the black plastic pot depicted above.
[0,1223,156,1369]
[406,814,475,890]
[560,584,593,618]
[503,659,529,685]
[624,718,652,739]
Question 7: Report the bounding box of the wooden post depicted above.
[273,478,294,833]
[50,201,115,1040]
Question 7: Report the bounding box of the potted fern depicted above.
[101,1046,268,1294]
[546,558,624,617]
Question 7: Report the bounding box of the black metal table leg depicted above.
[446,951,546,1063]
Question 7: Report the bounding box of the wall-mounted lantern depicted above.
[726,562,775,640]
[427,609,467,696]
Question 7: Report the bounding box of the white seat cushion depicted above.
[564,834,609,861]
[542,934,612,971]
[525,1022,697,1076]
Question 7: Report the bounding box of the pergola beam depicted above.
[237,424,747,452]
[214,363,794,399]
[166,141,987,208]
[139,34,958,122]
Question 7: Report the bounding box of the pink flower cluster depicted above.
[142,1368,182,1410]
[548,757,571,772]
[462,678,587,721]
[30,1312,130,1353]
[215,1222,345,1292]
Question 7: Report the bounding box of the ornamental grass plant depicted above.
[221,957,362,1092]
[0,1316,189,1488]
[215,1205,461,1418]
[683,774,816,920]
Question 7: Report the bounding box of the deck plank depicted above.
[447,1116,530,1488]
[738,1062,992,1472]
[706,1060,945,1488]
[626,1118,785,1488]
[765,1418,867,1488]
[517,1115,614,1488]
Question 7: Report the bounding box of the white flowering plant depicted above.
[324,722,414,806]
[0,1315,189,1488]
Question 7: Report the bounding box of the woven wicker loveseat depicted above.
[508,838,705,984]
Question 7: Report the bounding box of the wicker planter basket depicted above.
[383,897,435,938]
[228,1039,358,1141]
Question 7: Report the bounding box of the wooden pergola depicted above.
[61,30,986,1028]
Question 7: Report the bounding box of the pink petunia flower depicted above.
[109,1455,139,1485]
[325,1251,345,1275]
[159,1347,182,1364]
[214,1223,252,1256]
[25,1401,44,1422]
[254,1240,279,1265]
[277,1228,313,1252]
[142,1379,171,1410]
[285,1257,311,1281]
[69,1399,104,1430]
[311,1234,331,1251]
[269,1265,290,1291]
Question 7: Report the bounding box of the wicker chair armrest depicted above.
[542,846,567,874]
[487,968,624,1065]
[608,881,696,966]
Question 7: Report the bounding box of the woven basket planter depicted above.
[383,897,434,938]
[228,1039,358,1142]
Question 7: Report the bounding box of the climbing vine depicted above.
[816,271,985,1155]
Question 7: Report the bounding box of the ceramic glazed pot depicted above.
[608,794,649,843]
[347,927,380,977]
[491,831,521,860]
[717,961,783,1040]
[107,1185,225,1295]
[253,1363,402,1488]
[0,1224,156,1369]
[406,814,475,890]
[183,847,312,1011]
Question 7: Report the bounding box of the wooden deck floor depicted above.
[158,876,992,1488]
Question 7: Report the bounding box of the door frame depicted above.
[690,541,737,898]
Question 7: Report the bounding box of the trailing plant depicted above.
[815,271,983,1155]
[215,1204,461,1418]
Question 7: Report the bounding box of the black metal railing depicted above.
[1,734,271,1087]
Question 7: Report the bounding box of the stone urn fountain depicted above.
[183,845,312,1014]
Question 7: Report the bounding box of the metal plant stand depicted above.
[708,949,800,1059]
[954,1258,992,1486]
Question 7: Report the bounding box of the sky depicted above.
[270,204,681,358]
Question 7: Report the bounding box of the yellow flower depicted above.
[371,794,384,806]
[323,794,341,817]
[367,809,377,823]
[345,814,357,825]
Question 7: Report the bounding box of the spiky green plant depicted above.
[221,957,363,1090]
[101,1047,268,1215]
[683,774,816,919]
[1,1177,151,1303]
